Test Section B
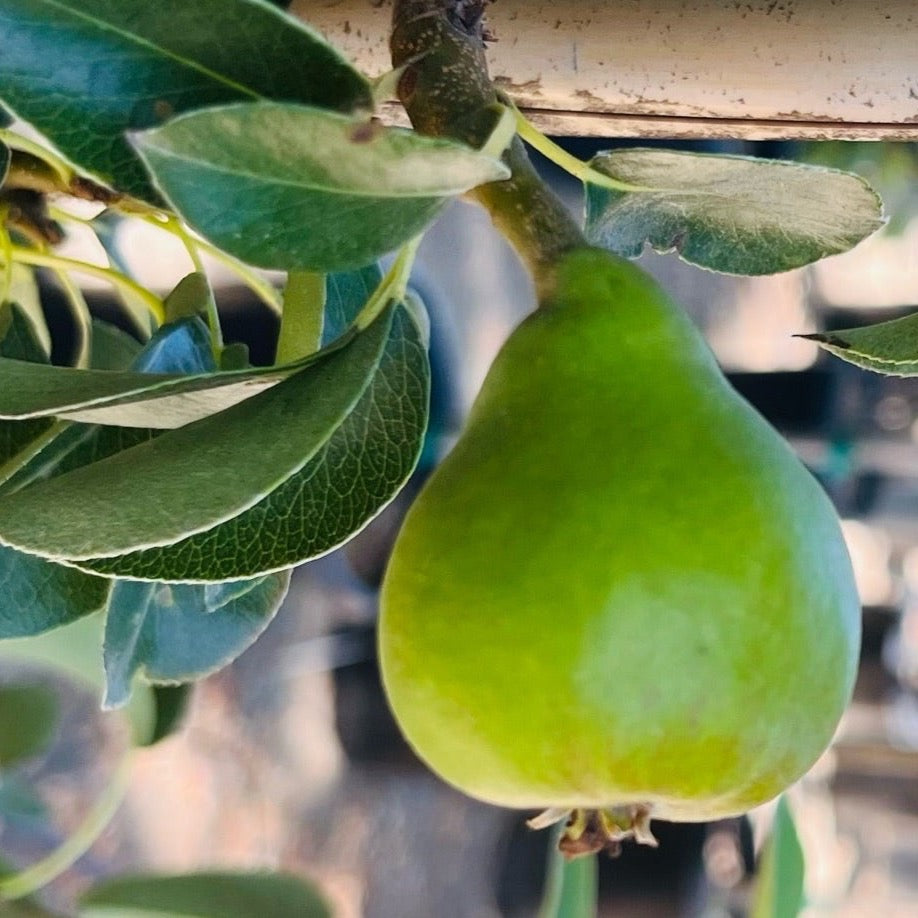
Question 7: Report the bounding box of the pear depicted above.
[379,247,860,840]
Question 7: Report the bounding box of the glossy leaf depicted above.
[0,0,371,199]
[102,572,290,708]
[800,310,918,376]
[131,102,510,271]
[586,149,884,275]
[80,870,331,918]
[80,299,430,581]
[0,307,397,566]
[0,683,57,766]
[751,797,805,918]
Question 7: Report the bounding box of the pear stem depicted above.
[390,0,585,300]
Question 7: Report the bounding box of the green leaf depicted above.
[0,547,110,638]
[0,683,57,766]
[324,264,383,346]
[131,102,510,271]
[751,797,805,918]
[79,299,430,581]
[102,572,290,708]
[90,320,144,372]
[0,305,400,569]
[0,139,9,185]
[0,0,372,199]
[0,338,336,429]
[800,310,918,375]
[0,305,110,639]
[146,684,190,746]
[585,149,884,275]
[277,272,325,363]
[80,870,332,918]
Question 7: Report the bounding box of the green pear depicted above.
[379,247,860,843]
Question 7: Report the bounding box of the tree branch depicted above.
[390,0,584,297]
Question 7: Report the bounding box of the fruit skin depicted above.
[379,248,860,822]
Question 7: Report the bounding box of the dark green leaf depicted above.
[0,683,57,766]
[0,547,110,638]
[145,684,191,746]
[0,301,47,364]
[0,303,53,466]
[324,264,383,346]
[800,310,918,375]
[0,0,371,199]
[0,339,333,429]
[0,306,397,568]
[131,102,510,271]
[80,299,430,581]
[90,320,144,371]
[751,797,805,918]
[102,573,290,708]
[80,870,332,918]
[585,149,884,275]
[0,139,9,185]
[0,305,110,639]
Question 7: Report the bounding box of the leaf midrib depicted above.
[139,140,488,201]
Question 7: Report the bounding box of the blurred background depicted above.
[2,137,918,917]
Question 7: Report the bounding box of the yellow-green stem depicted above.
[6,246,164,325]
[0,753,132,901]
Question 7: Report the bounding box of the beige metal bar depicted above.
[298,0,918,139]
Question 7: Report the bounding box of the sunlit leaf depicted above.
[131,102,509,271]
[0,0,372,198]
[586,149,884,275]
[800,310,918,375]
